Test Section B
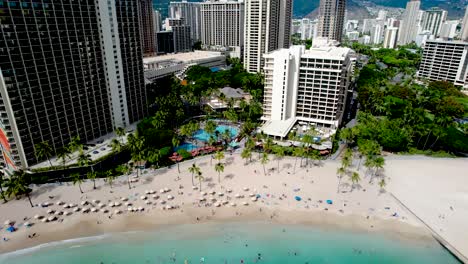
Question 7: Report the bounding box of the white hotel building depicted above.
[261,45,353,139]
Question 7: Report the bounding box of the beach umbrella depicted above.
[41,218,48,223]
[218,192,224,197]
[100,209,108,213]
[98,203,105,208]
[243,187,249,191]
[326,199,333,205]
[47,209,54,214]
[91,208,97,212]
[69,203,75,208]
[114,202,121,207]
[167,195,174,200]
[214,202,221,207]
[251,197,257,202]
[226,189,232,193]
[192,186,198,190]
[34,215,42,220]
[140,196,147,200]
[73,207,80,212]
[47,216,56,221]
[242,202,249,206]
[159,189,165,193]
[54,211,62,216]
[230,202,236,206]
[114,210,122,214]
[24,221,32,227]
[222,200,228,205]
[138,206,144,211]
[81,201,88,206]
[108,202,115,207]
[125,202,132,206]
[121,197,128,201]
[92,199,99,204]
[249,193,255,197]
[209,191,216,195]
[4,220,12,226]
[82,207,90,213]
[295,196,302,201]
[200,192,206,196]
[145,190,150,194]
[199,197,206,201]
[152,195,159,199]
[160,200,166,204]
[235,194,241,198]
[127,207,133,212]
[63,204,70,209]
[6,226,15,232]
[150,190,155,194]
[164,187,170,192]
[64,211,71,216]
[165,205,172,210]
[210,196,216,201]
[145,200,151,205]
[56,201,64,206]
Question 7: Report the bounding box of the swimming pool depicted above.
[193,125,239,142]
[175,142,198,152]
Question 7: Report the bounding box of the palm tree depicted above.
[378,178,386,192]
[273,146,285,172]
[4,171,33,207]
[260,153,269,176]
[77,152,92,171]
[116,164,131,189]
[364,156,375,182]
[56,147,71,183]
[241,148,252,164]
[172,137,181,173]
[195,171,204,191]
[68,135,83,153]
[71,172,83,194]
[205,120,217,137]
[373,156,385,177]
[214,151,224,164]
[106,170,115,189]
[0,172,7,203]
[215,162,224,183]
[110,138,122,153]
[222,129,232,147]
[34,141,54,168]
[336,167,346,193]
[350,171,361,191]
[188,163,200,186]
[115,127,126,143]
[86,171,98,190]
[131,152,143,178]
[293,147,305,174]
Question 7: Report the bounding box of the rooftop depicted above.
[143,50,224,64]
[260,118,297,138]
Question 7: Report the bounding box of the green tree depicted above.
[0,172,7,203]
[115,127,126,143]
[106,170,116,189]
[86,171,98,190]
[77,152,92,171]
[71,172,83,194]
[215,162,225,183]
[111,138,122,153]
[34,141,54,168]
[273,146,285,172]
[68,135,83,153]
[205,120,217,136]
[116,164,131,189]
[241,148,252,164]
[293,147,305,174]
[195,171,204,191]
[188,163,200,186]
[261,153,269,175]
[56,147,71,183]
[336,167,346,193]
[378,178,387,192]
[3,171,33,207]
[350,171,361,191]
[172,137,181,173]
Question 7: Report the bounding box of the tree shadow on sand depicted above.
[224,173,234,179]
[225,157,235,165]
[30,184,61,199]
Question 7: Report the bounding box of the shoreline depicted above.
[1,154,466,259]
[0,204,433,255]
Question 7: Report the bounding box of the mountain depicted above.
[299,0,467,19]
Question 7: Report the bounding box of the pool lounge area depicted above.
[176,125,239,152]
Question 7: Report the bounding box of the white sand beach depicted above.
[0,153,466,256]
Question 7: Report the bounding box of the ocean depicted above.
[0,221,460,264]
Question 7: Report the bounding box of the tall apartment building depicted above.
[168,18,192,53]
[243,0,293,73]
[0,0,146,171]
[300,18,318,40]
[383,27,399,49]
[461,6,468,41]
[261,45,353,138]
[169,1,201,43]
[317,0,347,42]
[200,0,244,53]
[398,0,420,45]
[418,40,468,92]
[421,7,447,38]
[139,0,156,55]
[154,10,162,33]
[440,20,459,40]
[370,24,383,44]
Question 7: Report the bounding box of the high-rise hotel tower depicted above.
[0,0,147,171]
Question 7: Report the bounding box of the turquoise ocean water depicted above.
[0,222,460,264]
